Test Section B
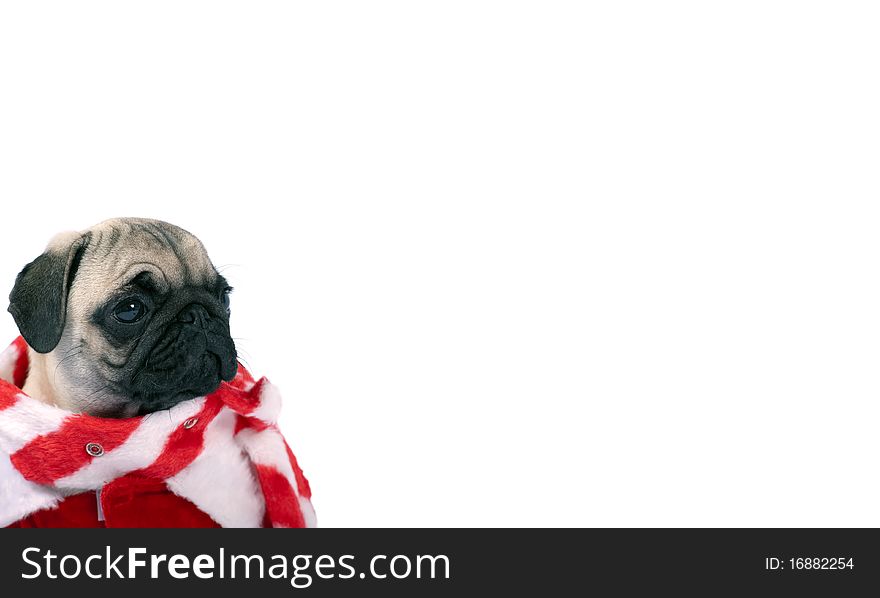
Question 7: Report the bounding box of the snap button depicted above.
[183,417,198,429]
[85,442,104,457]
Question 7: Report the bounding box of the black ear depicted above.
[8,234,90,353]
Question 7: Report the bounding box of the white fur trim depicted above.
[248,380,282,424]
[0,396,69,454]
[0,342,20,385]
[166,409,265,528]
[0,452,62,527]
[237,427,301,497]
[236,426,318,527]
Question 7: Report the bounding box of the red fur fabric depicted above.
[8,477,222,528]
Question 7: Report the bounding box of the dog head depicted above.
[8,218,237,416]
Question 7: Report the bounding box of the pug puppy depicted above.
[7,218,238,417]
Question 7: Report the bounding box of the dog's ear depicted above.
[8,232,90,353]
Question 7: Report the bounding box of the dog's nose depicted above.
[177,304,210,328]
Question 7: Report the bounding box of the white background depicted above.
[1,2,878,527]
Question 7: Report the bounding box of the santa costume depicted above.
[0,337,315,528]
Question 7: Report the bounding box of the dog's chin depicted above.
[84,400,144,419]
[130,374,225,416]
[117,359,230,416]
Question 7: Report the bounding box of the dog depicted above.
[7,217,238,417]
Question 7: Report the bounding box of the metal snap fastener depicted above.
[85,442,104,457]
[183,417,198,429]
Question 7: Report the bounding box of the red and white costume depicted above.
[0,337,315,528]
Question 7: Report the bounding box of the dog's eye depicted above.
[113,299,147,323]
[221,288,232,312]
